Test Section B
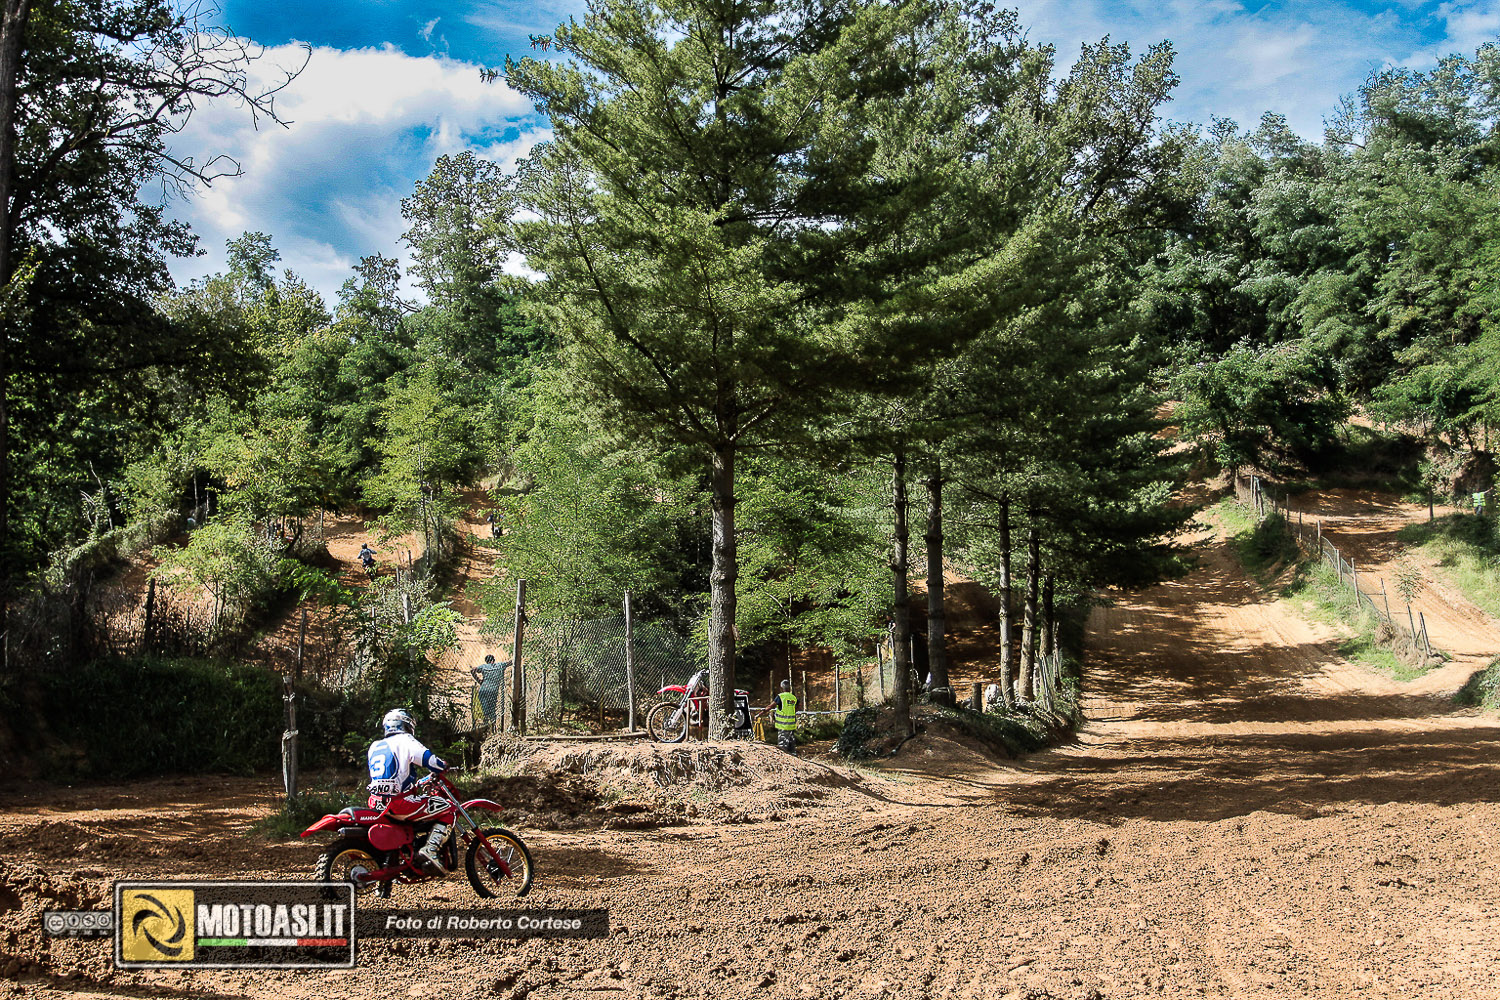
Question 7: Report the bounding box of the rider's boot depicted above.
[417,822,451,875]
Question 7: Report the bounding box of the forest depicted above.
[2,0,1499,744]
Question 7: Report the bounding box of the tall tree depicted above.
[502,0,1048,735]
[0,0,302,608]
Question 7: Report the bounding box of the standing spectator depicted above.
[471,653,510,725]
[757,679,798,755]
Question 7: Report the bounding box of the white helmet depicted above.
[382,708,416,736]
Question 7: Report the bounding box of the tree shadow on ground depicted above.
[1003,723,1500,823]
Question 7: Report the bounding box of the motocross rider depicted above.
[367,708,452,875]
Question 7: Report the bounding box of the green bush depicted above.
[1456,658,1500,711]
[37,656,283,778]
[835,707,879,760]
[253,785,368,838]
[934,704,1050,758]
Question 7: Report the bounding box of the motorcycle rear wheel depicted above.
[316,837,387,898]
[645,701,688,743]
[465,828,534,898]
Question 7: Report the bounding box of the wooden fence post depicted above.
[971,681,983,711]
[141,577,156,653]
[1407,603,1418,642]
[1419,612,1432,659]
[510,579,527,734]
[1380,580,1391,621]
[624,591,636,732]
[296,608,307,682]
[281,673,298,805]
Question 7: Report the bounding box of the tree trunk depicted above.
[1039,573,1055,696]
[997,493,1013,708]
[924,458,950,702]
[1019,523,1040,702]
[707,443,737,739]
[889,448,913,736]
[0,0,30,641]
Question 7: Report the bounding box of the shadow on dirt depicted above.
[1004,724,1500,823]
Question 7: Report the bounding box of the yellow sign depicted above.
[120,889,195,963]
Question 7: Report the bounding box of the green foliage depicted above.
[1172,341,1347,476]
[932,705,1053,758]
[253,784,367,839]
[35,657,282,778]
[1455,658,1500,711]
[733,456,889,664]
[152,516,292,628]
[834,707,880,761]
[479,370,703,621]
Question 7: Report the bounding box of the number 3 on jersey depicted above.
[369,745,396,780]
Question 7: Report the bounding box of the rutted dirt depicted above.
[3,489,1500,999]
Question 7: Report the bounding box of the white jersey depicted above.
[367,732,443,797]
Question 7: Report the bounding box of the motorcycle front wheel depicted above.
[645,701,688,743]
[466,828,535,898]
[316,837,388,898]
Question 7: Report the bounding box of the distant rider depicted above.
[358,542,377,576]
[366,708,451,874]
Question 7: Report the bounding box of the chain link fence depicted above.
[462,597,704,734]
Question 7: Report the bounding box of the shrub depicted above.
[835,707,879,760]
[37,656,282,778]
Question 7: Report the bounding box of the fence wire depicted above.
[1235,474,1436,659]
[468,611,701,733]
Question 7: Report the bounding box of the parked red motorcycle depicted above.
[645,668,751,742]
[301,771,533,898]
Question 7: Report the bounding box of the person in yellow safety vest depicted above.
[757,679,798,755]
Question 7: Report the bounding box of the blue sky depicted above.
[163,0,1500,304]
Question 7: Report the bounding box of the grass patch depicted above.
[1215,499,1302,591]
[1455,658,1500,710]
[795,714,845,744]
[1290,562,1424,680]
[253,784,367,839]
[930,704,1053,757]
[1220,505,1433,681]
[1397,514,1500,620]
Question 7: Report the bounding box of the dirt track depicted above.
[4,492,1500,999]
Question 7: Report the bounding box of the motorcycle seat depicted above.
[337,807,383,822]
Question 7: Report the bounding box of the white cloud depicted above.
[161,42,543,304]
[1014,0,1433,138]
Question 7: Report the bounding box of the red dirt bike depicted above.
[301,771,534,898]
[645,668,752,742]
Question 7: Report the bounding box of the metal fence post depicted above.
[1419,612,1432,659]
[624,591,636,732]
[510,579,527,734]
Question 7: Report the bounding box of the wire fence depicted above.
[460,592,707,735]
[1235,474,1436,660]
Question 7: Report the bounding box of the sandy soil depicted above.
[3,489,1500,999]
